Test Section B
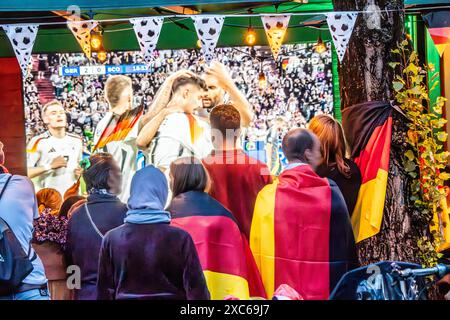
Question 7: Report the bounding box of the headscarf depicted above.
[124,165,170,224]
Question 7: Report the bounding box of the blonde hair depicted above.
[42,100,63,117]
[104,75,132,108]
[309,114,351,178]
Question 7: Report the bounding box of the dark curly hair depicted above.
[209,104,241,140]
[82,153,117,191]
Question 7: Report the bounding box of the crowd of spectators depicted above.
[24,43,334,152]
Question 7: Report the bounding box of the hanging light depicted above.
[245,17,256,46]
[258,71,267,89]
[245,27,257,46]
[97,44,107,63]
[97,51,107,63]
[90,29,103,50]
[315,34,327,54]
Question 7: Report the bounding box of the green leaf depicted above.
[405,161,417,172]
[408,171,418,178]
[408,86,422,95]
[389,62,400,69]
[393,81,404,92]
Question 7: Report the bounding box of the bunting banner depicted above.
[342,101,393,243]
[326,12,358,62]
[130,17,164,64]
[192,16,224,63]
[67,20,98,58]
[1,24,39,77]
[423,10,450,57]
[261,15,291,60]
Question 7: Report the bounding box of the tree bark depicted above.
[332,0,429,265]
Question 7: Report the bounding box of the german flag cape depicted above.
[250,165,357,300]
[342,101,392,243]
[93,105,144,152]
[169,191,266,300]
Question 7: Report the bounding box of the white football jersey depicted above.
[27,131,83,197]
[148,113,213,170]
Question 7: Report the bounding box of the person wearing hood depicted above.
[96,165,210,300]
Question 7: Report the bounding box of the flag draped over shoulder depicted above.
[342,101,393,243]
[93,105,144,152]
[169,191,266,300]
[250,165,357,300]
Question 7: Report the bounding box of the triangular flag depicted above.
[261,15,291,60]
[428,27,450,56]
[436,43,449,57]
[67,20,98,58]
[326,12,358,62]
[2,24,39,77]
[428,27,450,44]
[192,15,224,63]
[130,17,164,64]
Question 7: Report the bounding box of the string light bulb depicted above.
[196,39,202,48]
[90,30,103,50]
[315,35,326,54]
[258,72,267,89]
[245,27,256,46]
[97,45,107,63]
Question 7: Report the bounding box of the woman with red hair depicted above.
[36,188,62,216]
[309,115,362,216]
[33,188,71,299]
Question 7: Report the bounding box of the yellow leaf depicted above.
[405,149,415,161]
[437,131,448,142]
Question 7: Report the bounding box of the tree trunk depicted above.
[332,0,430,265]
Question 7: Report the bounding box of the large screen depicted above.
[23,43,333,198]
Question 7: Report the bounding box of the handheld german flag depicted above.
[169,191,266,300]
[342,101,393,243]
[93,105,144,152]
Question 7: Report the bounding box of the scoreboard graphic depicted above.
[59,64,152,76]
